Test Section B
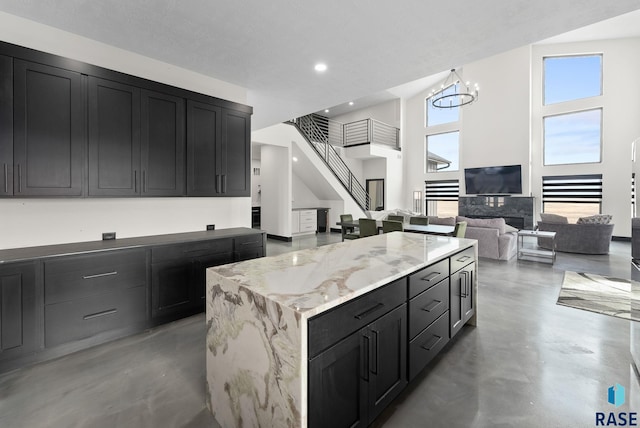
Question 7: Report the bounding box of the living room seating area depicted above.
[537,213,614,255]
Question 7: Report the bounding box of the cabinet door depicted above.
[367,303,407,422]
[88,77,141,196]
[192,252,233,306]
[187,100,221,196]
[151,260,192,319]
[450,263,474,338]
[141,89,185,196]
[0,55,12,197]
[0,262,36,358]
[14,60,84,196]
[220,109,250,196]
[309,332,368,428]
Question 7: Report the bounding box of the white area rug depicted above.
[558,271,639,321]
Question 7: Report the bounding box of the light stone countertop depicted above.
[208,231,476,320]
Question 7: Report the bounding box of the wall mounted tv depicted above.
[464,164,522,195]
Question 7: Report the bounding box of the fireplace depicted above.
[458,196,535,230]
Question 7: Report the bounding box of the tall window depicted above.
[426,131,459,172]
[543,108,602,165]
[544,55,602,105]
[426,84,459,126]
[425,180,459,217]
[542,174,602,223]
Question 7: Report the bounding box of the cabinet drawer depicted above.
[45,285,147,348]
[299,223,316,232]
[44,250,146,305]
[409,278,449,339]
[299,210,316,217]
[408,258,449,299]
[308,277,406,359]
[450,246,475,274]
[234,233,264,249]
[409,311,449,380]
[300,214,317,223]
[152,238,233,263]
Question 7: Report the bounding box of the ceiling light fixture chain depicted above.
[429,68,479,109]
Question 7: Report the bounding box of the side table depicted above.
[517,230,556,264]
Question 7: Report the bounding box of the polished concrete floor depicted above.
[1,232,638,427]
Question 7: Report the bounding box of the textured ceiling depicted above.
[1,0,640,128]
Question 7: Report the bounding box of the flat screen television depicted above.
[464,164,522,195]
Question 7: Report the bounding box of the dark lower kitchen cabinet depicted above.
[309,304,407,428]
[0,262,37,359]
[450,261,475,338]
[150,238,234,321]
[0,55,12,197]
[13,60,84,196]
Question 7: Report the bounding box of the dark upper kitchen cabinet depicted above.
[220,109,250,196]
[0,55,11,197]
[140,89,185,196]
[186,100,221,196]
[13,60,84,196]
[88,77,141,196]
[187,100,251,197]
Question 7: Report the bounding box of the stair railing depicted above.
[290,115,370,211]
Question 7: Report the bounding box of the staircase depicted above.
[289,115,371,211]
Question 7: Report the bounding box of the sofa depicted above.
[427,215,517,260]
[537,220,614,255]
[456,216,518,260]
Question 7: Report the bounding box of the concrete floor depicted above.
[0,232,638,427]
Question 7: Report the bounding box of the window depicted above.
[426,131,459,172]
[425,180,459,217]
[426,84,459,126]
[542,174,602,223]
[543,109,602,166]
[544,55,602,105]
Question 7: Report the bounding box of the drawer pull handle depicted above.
[354,303,384,320]
[456,255,471,263]
[420,335,442,352]
[83,308,117,320]
[239,241,260,246]
[3,163,7,194]
[420,271,441,282]
[83,271,118,280]
[421,300,442,313]
[361,334,370,381]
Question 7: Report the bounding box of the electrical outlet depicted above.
[206,224,215,231]
[102,232,116,240]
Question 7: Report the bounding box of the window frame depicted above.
[543,54,603,106]
[542,107,603,166]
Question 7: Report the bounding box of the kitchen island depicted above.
[206,232,477,428]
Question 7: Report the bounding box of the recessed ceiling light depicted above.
[349,101,354,106]
[292,156,298,162]
[324,109,329,113]
[314,63,327,72]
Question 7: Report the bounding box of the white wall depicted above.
[260,145,292,238]
[403,39,638,237]
[292,175,321,208]
[0,12,253,250]
[531,38,640,237]
[331,99,401,128]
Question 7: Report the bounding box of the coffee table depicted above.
[517,229,556,264]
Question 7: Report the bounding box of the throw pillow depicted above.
[576,214,612,225]
[539,213,569,224]
[504,224,518,233]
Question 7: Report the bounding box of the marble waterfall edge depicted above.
[206,271,304,428]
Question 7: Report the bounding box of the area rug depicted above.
[558,271,639,321]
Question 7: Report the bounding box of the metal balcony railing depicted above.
[289,115,370,211]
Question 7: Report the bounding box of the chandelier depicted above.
[429,69,479,109]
